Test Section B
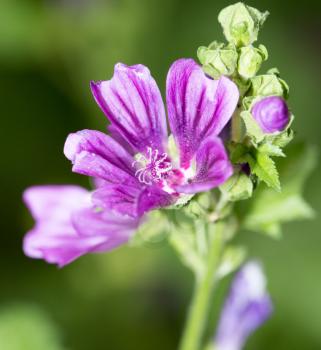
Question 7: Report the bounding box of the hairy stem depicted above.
[179,223,225,350]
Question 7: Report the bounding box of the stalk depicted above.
[179,223,225,350]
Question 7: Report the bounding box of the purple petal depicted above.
[108,124,135,155]
[175,137,233,194]
[251,96,290,134]
[72,208,139,249]
[136,186,174,216]
[23,185,140,267]
[215,261,273,350]
[166,58,239,168]
[92,184,141,217]
[23,185,90,222]
[64,129,138,185]
[91,63,167,154]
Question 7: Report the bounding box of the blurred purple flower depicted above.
[214,261,273,350]
[23,58,239,266]
[251,96,289,133]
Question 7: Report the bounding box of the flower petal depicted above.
[214,261,273,350]
[175,137,233,194]
[92,184,141,217]
[136,186,174,216]
[91,63,167,154]
[166,58,239,168]
[22,185,140,267]
[23,185,90,222]
[72,208,139,242]
[64,129,138,185]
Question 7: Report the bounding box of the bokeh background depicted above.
[0,0,320,349]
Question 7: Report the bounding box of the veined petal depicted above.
[24,227,107,267]
[64,129,137,185]
[214,261,273,350]
[72,208,139,246]
[91,63,167,154]
[92,184,141,218]
[175,137,233,194]
[108,124,135,155]
[166,58,239,168]
[136,186,174,216]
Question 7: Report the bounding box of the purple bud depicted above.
[251,96,290,133]
[214,261,273,350]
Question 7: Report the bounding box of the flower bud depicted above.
[251,96,290,133]
[198,42,238,79]
[238,45,268,79]
[218,2,269,46]
[250,73,289,99]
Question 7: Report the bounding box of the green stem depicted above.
[179,223,225,350]
[231,106,242,143]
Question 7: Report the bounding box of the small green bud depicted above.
[218,2,269,47]
[250,73,289,99]
[220,172,253,201]
[237,45,268,79]
[197,41,238,79]
[131,211,170,246]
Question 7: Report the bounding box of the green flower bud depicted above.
[198,41,238,79]
[237,45,268,79]
[131,211,170,246]
[220,172,253,202]
[218,2,269,47]
[250,72,289,98]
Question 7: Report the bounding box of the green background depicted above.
[0,0,320,349]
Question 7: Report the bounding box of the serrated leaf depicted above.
[248,151,281,191]
[243,143,317,237]
[259,143,285,157]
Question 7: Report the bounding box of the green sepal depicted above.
[218,2,269,47]
[220,172,253,202]
[240,110,265,143]
[250,72,289,99]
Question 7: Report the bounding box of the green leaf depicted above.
[248,151,281,191]
[258,142,285,157]
[243,143,317,237]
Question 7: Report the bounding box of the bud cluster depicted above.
[198,2,295,200]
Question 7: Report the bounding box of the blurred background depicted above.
[0,0,320,349]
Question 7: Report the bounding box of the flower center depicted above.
[132,147,172,185]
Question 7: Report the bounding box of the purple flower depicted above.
[23,58,239,266]
[214,261,273,350]
[251,96,290,133]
